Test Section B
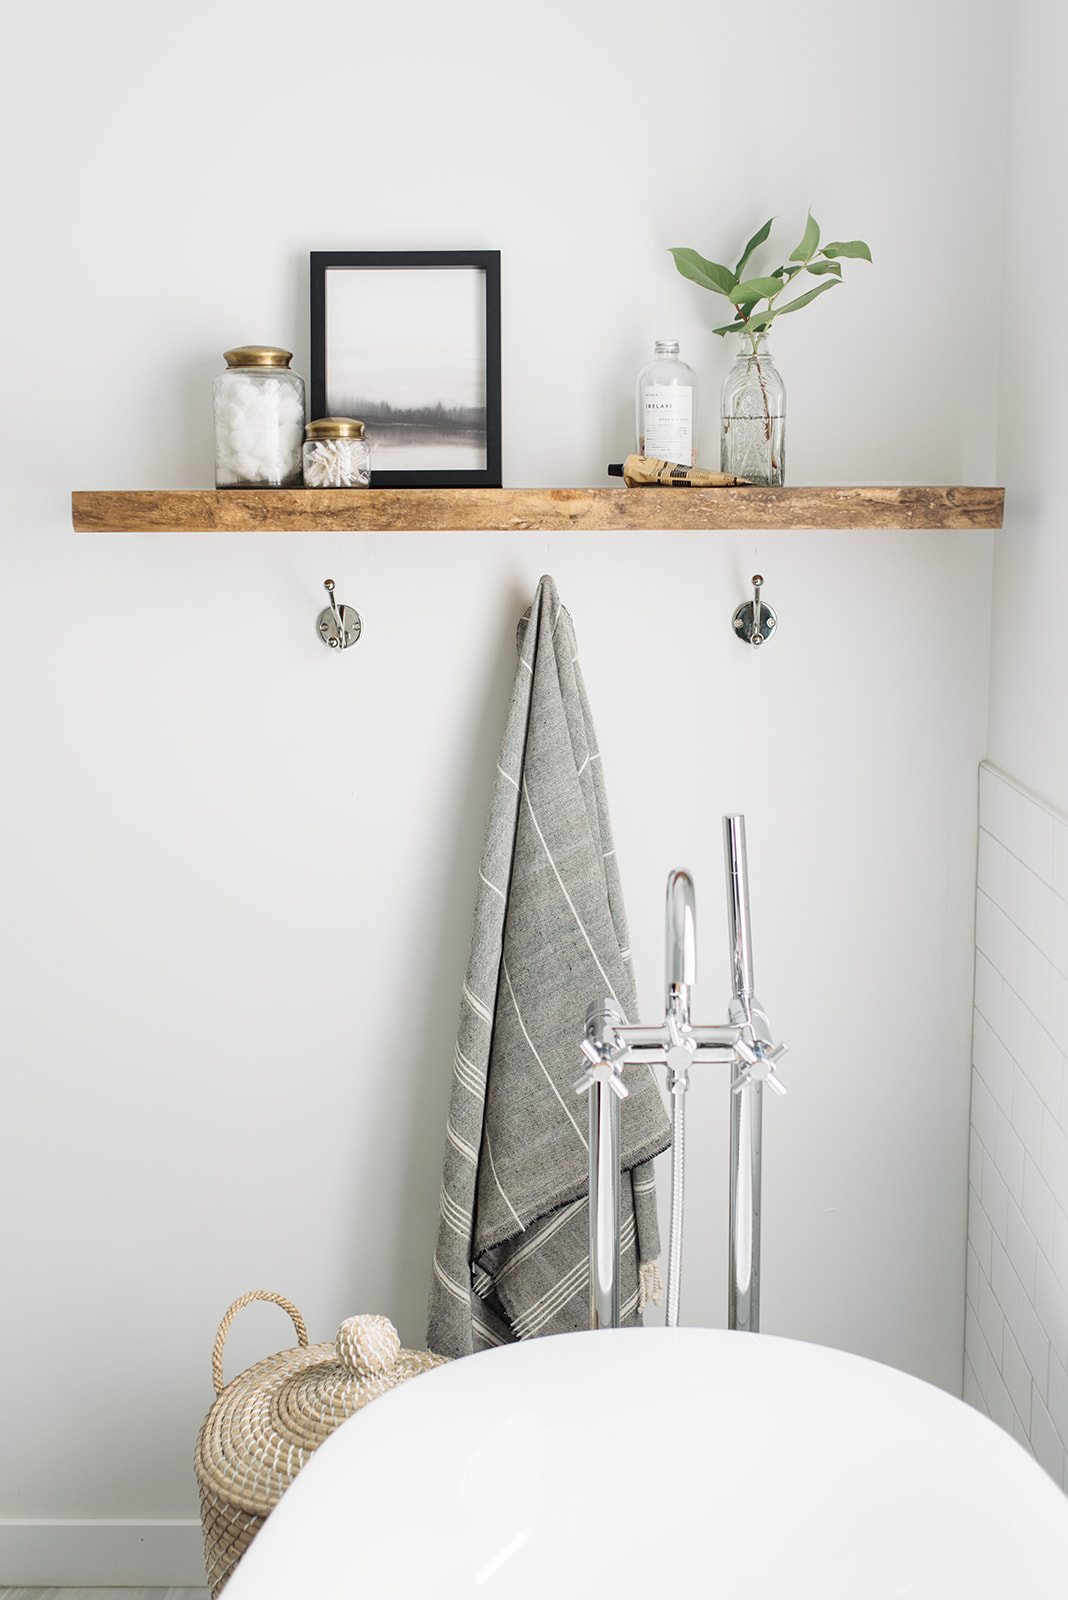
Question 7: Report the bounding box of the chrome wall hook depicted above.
[317,579,362,651]
[732,573,778,648]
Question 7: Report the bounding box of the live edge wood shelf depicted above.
[71,485,1004,534]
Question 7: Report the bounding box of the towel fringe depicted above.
[638,1259,665,1314]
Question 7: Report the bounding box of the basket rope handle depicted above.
[212,1289,309,1396]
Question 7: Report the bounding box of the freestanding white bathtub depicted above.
[223,1326,1068,1598]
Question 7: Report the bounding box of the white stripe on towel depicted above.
[483,1123,525,1231]
[502,957,588,1150]
[488,1198,586,1287]
[454,1045,486,1099]
[514,1209,637,1339]
[513,1258,587,1338]
[463,983,493,1024]
[440,1184,472,1238]
[472,1315,509,1348]
[471,1265,495,1298]
[433,1256,472,1307]
[520,776,622,1014]
[446,1120,479,1165]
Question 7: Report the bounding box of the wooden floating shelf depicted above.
[71,484,1004,534]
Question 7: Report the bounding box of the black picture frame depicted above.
[310,250,501,489]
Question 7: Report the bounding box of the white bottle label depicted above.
[643,384,692,464]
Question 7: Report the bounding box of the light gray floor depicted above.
[0,1591,209,1599]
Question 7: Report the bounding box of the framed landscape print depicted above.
[310,251,502,488]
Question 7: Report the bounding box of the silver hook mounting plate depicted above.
[317,579,362,651]
[732,573,778,648]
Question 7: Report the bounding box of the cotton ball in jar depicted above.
[213,347,306,488]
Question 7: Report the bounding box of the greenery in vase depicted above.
[669,213,872,347]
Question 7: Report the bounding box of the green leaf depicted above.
[822,239,873,261]
[734,217,774,280]
[713,321,747,337]
[773,279,841,316]
[732,275,786,305]
[806,260,842,277]
[669,247,737,296]
[789,212,820,263]
[748,310,777,332]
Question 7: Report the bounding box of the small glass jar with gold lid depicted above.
[302,418,372,488]
[213,346,305,488]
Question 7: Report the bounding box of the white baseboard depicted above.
[0,1519,206,1586]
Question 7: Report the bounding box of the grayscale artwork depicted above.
[325,266,488,471]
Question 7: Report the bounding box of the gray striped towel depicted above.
[427,575,671,1358]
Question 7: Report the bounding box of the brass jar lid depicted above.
[305,417,366,439]
[223,346,294,369]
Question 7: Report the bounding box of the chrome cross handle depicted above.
[732,1035,788,1096]
[664,1011,697,1088]
[575,1034,631,1101]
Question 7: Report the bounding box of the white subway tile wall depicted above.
[966,763,1068,1489]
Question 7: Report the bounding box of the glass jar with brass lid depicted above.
[302,418,371,488]
[213,346,306,488]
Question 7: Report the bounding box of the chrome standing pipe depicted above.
[724,814,756,1001]
[724,814,761,1333]
[582,999,626,1330]
[729,1059,762,1333]
[664,870,696,1330]
[577,829,785,1335]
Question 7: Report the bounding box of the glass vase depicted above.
[720,333,785,486]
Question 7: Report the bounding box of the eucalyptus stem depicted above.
[753,350,772,446]
[670,213,869,484]
[669,213,871,345]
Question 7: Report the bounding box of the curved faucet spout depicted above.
[665,869,697,1023]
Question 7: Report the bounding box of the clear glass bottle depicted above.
[636,340,698,466]
[213,346,305,488]
[720,333,786,486]
[302,417,372,487]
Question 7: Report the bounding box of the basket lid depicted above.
[195,1312,447,1517]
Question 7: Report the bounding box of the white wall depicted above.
[987,0,1068,812]
[959,0,1068,1493]
[0,0,1005,1582]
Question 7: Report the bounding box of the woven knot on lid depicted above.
[336,1314,401,1377]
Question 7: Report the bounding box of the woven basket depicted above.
[194,1289,448,1596]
